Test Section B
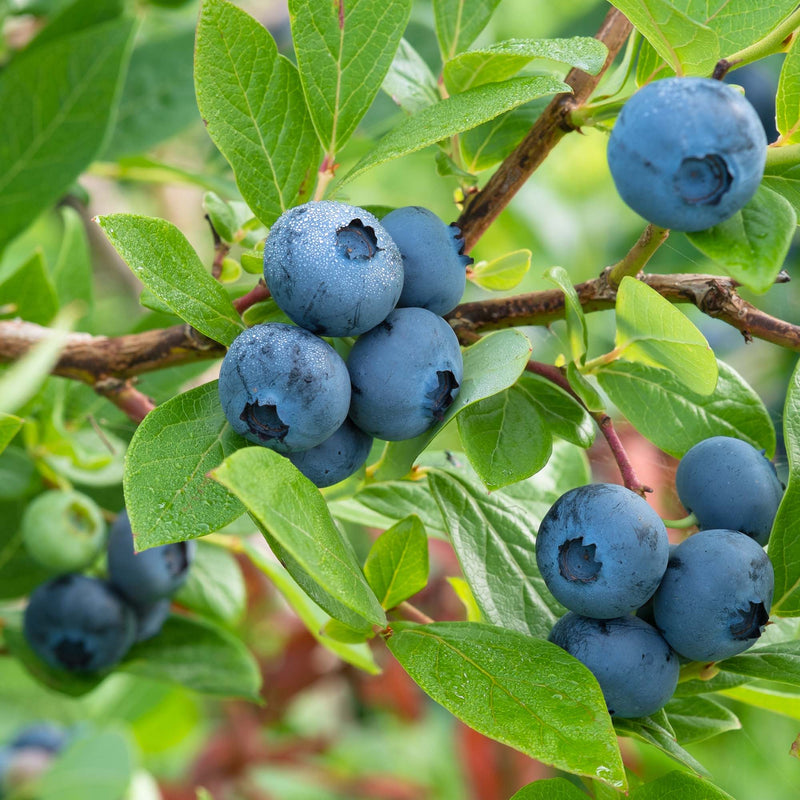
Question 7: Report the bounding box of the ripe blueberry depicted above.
[535,483,669,618]
[107,510,196,608]
[10,724,67,754]
[288,418,373,488]
[381,206,472,315]
[23,574,136,673]
[132,598,171,642]
[549,612,679,718]
[218,323,351,453]
[262,201,403,337]
[21,490,106,573]
[676,436,783,545]
[346,307,463,441]
[607,77,767,231]
[653,529,774,662]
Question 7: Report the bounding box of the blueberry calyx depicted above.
[429,370,459,421]
[336,219,379,260]
[558,537,602,583]
[674,154,732,205]
[240,401,289,442]
[729,600,769,641]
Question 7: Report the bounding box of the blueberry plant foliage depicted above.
[2,0,800,797]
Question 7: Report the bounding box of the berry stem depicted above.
[662,513,699,530]
[394,601,435,626]
[607,224,670,287]
[713,7,800,79]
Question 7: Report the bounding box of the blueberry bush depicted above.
[2,0,800,797]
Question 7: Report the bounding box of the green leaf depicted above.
[243,540,380,674]
[0,414,23,455]
[721,684,800,721]
[123,381,246,550]
[613,714,709,775]
[607,0,719,76]
[122,614,261,699]
[174,541,246,626]
[97,214,244,346]
[52,206,93,317]
[665,695,741,744]
[718,640,800,686]
[211,447,386,630]
[769,356,800,616]
[0,250,58,324]
[0,307,75,416]
[382,37,440,115]
[195,0,320,226]
[470,249,531,291]
[444,37,608,94]
[36,727,134,800]
[289,0,412,155]
[371,328,532,481]
[566,362,605,412]
[428,470,562,638]
[686,187,796,294]
[340,76,568,186]
[629,771,734,800]
[778,36,800,143]
[613,276,717,395]
[27,0,124,50]
[597,359,775,458]
[546,266,587,364]
[687,0,799,52]
[0,17,134,252]
[518,372,595,448]
[510,778,588,800]
[104,27,197,159]
[457,381,553,490]
[386,622,625,788]
[763,151,800,216]
[433,0,502,61]
[364,515,429,610]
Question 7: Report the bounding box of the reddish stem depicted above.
[233,281,270,314]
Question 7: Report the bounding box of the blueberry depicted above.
[288,418,373,488]
[23,574,136,673]
[607,77,767,231]
[653,529,774,662]
[676,436,783,545]
[132,598,171,642]
[549,612,679,718]
[346,307,463,441]
[218,323,351,453]
[10,724,67,754]
[21,490,107,573]
[380,206,472,316]
[535,484,669,619]
[724,63,779,143]
[107,510,195,608]
[262,201,404,337]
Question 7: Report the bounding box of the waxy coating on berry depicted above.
[653,528,774,662]
[288,418,373,488]
[607,77,767,232]
[381,206,472,316]
[549,612,680,718]
[23,574,136,673]
[107,510,196,609]
[218,323,351,453]
[346,307,463,441]
[262,201,404,337]
[676,435,783,545]
[535,483,669,619]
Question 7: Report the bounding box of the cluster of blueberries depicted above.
[23,509,195,675]
[218,201,472,487]
[607,77,767,232]
[0,723,69,798]
[537,436,782,718]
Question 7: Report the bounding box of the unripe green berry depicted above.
[22,490,107,572]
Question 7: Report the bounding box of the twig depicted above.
[607,224,669,286]
[395,601,434,625]
[93,378,156,423]
[233,280,270,313]
[206,214,231,280]
[456,8,634,252]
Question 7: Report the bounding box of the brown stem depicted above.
[456,8,633,252]
[232,280,269,313]
[93,378,156,423]
[206,214,231,280]
[525,361,649,494]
